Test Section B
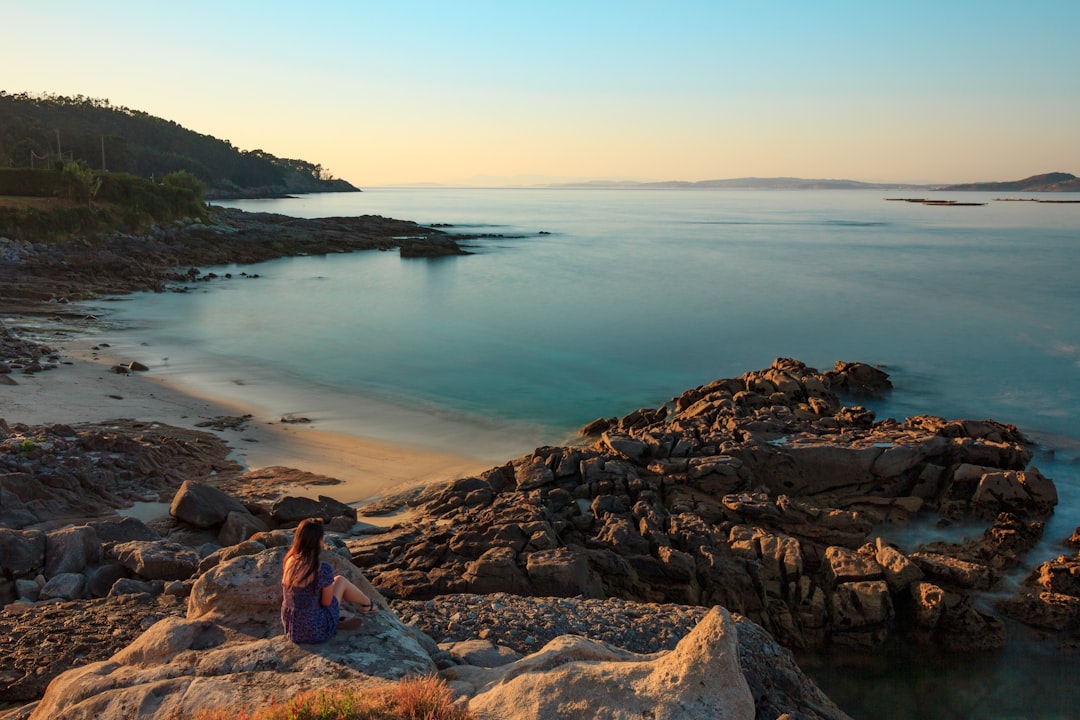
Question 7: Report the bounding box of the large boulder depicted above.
[451,606,755,720]
[44,526,101,578]
[441,639,522,668]
[187,547,292,629]
[89,516,162,543]
[824,360,893,397]
[910,552,995,591]
[970,468,1058,519]
[822,546,883,587]
[997,591,1080,632]
[85,562,131,598]
[217,510,270,547]
[829,580,894,647]
[187,544,383,633]
[39,572,86,601]
[269,495,356,524]
[110,541,200,582]
[0,473,42,528]
[524,548,604,599]
[169,480,247,528]
[462,547,532,595]
[1028,554,1080,597]
[0,528,46,579]
[874,539,923,592]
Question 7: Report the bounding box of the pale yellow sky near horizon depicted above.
[3,2,1079,187]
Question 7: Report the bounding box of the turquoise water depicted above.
[97,188,1079,718]
[109,187,1079,515]
[144,189,1080,437]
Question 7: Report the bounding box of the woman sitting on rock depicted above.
[281,517,374,643]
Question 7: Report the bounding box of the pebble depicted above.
[391,592,709,656]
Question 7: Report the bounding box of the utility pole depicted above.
[56,129,61,162]
[101,135,106,171]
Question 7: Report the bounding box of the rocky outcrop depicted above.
[0,324,57,380]
[0,419,367,605]
[0,420,238,529]
[0,459,848,719]
[0,208,471,306]
[453,607,755,720]
[0,517,169,606]
[352,359,1055,654]
[169,479,248,528]
[18,539,434,720]
[0,358,1067,718]
[10,521,846,720]
[394,592,850,720]
[998,550,1080,644]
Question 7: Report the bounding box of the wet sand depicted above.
[2,333,492,505]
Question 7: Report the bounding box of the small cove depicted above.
[92,188,1080,719]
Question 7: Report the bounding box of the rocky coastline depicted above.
[1,217,1078,718]
[348,359,1071,654]
[0,205,470,311]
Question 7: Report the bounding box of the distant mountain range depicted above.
[551,177,925,190]
[551,172,1080,192]
[937,172,1080,192]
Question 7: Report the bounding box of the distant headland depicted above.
[937,171,1080,192]
[0,92,358,199]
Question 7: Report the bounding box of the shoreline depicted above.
[3,329,495,507]
[0,202,562,514]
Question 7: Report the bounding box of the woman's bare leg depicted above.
[332,575,373,610]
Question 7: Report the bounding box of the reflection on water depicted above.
[116,501,172,523]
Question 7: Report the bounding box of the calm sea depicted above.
[100,188,1080,718]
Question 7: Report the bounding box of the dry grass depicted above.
[192,675,479,720]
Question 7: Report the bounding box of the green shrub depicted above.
[98,171,205,220]
[0,205,108,239]
[0,167,206,240]
[0,168,64,196]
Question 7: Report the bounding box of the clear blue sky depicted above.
[4,1,1078,185]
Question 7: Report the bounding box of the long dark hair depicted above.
[283,518,324,588]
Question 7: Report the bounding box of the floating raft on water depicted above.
[885,197,1078,206]
[994,197,1080,204]
[884,198,986,206]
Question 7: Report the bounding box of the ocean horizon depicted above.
[87,187,1080,719]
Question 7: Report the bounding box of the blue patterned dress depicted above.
[281,561,339,643]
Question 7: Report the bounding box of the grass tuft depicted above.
[191,675,478,720]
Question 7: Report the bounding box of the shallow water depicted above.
[94,188,1080,719]
[126,189,1080,435]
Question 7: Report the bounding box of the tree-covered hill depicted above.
[0,92,359,198]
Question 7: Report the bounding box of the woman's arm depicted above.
[318,562,335,607]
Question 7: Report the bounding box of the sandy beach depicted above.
[2,330,492,507]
